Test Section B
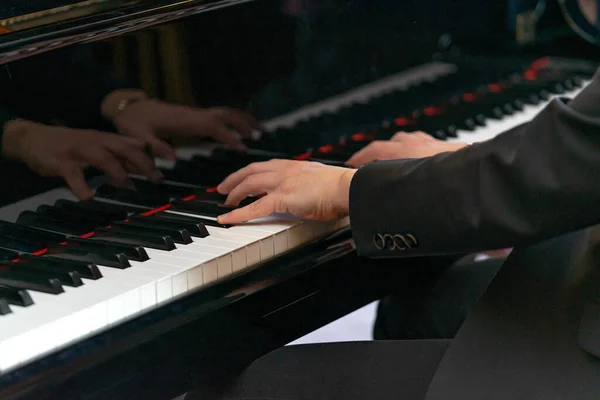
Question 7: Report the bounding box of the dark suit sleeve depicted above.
[349,67,600,258]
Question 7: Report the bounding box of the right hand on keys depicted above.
[2,119,163,201]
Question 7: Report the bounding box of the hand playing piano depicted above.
[2,119,163,200]
[216,159,356,224]
[345,131,467,167]
[111,97,264,159]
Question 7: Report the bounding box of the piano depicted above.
[0,0,597,399]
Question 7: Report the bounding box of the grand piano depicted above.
[0,0,597,399]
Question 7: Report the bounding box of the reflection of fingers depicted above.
[213,107,263,134]
[235,109,265,131]
[118,125,176,161]
[224,172,279,206]
[81,149,133,188]
[217,195,279,224]
[209,123,246,149]
[218,160,285,194]
[119,148,162,183]
[117,135,146,147]
[105,141,161,183]
[59,163,94,200]
[148,137,176,161]
[217,110,254,136]
[122,160,143,175]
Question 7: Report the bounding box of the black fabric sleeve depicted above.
[349,67,600,258]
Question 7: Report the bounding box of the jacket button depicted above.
[373,234,385,249]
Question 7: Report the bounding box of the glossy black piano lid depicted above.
[0,1,597,399]
[0,0,469,206]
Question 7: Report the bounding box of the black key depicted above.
[128,215,209,238]
[17,211,89,236]
[210,148,291,166]
[39,204,111,225]
[0,264,63,294]
[168,159,236,187]
[170,200,236,219]
[155,212,231,229]
[36,205,108,229]
[47,249,130,269]
[110,220,193,244]
[0,285,33,307]
[0,248,17,262]
[13,262,83,287]
[0,234,40,253]
[178,191,259,207]
[0,299,10,315]
[19,255,102,280]
[55,199,134,220]
[185,191,231,204]
[95,185,170,207]
[189,154,248,171]
[94,227,176,251]
[55,237,148,262]
[0,221,66,247]
[130,178,197,198]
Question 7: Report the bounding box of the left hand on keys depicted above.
[345,131,467,167]
[216,160,356,224]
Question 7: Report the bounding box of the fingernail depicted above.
[217,214,228,224]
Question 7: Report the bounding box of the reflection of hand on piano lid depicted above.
[345,131,468,167]
[101,89,264,159]
[2,118,163,200]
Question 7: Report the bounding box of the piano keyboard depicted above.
[0,179,349,373]
[0,59,593,374]
[223,59,594,163]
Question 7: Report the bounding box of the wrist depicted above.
[338,168,357,214]
[101,89,150,121]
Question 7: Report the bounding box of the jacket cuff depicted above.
[348,157,430,258]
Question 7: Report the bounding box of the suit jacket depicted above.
[349,65,600,258]
[349,66,600,398]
